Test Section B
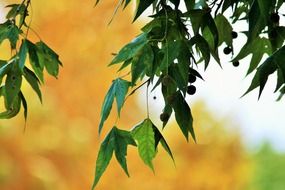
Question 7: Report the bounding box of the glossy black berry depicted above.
[231,31,238,39]
[160,112,170,122]
[188,74,196,83]
[187,85,196,95]
[271,13,280,23]
[223,46,232,55]
[232,61,239,67]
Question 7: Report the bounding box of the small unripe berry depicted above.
[166,94,176,104]
[162,75,172,86]
[187,85,196,95]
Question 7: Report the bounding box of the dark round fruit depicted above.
[166,94,176,104]
[231,31,238,39]
[188,74,196,83]
[160,112,170,122]
[271,13,280,23]
[232,61,239,67]
[162,75,172,86]
[187,85,196,95]
[223,46,232,55]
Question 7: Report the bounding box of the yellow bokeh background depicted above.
[0,1,254,190]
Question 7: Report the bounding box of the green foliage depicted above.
[0,1,62,120]
[93,0,285,188]
[2,0,285,189]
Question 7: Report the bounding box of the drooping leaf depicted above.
[23,67,42,102]
[160,40,182,70]
[134,0,155,21]
[189,34,210,69]
[131,119,156,171]
[36,41,62,78]
[214,14,233,47]
[169,91,195,141]
[0,61,11,84]
[152,124,174,162]
[92,128,115,189]
[248,0,266,41]
[98,82,116,133]
[19,91,27,121]
[0,87,21,119]
[243,56,277,98]
[25,40,44,82]
[18,39,28,70]
[98,78,130,133]
[5,63,22,109]
[113,127,136,176]
[92,127,135,189]
[110,33,148,65]
[114,78,130,116]
[232,37,272,75]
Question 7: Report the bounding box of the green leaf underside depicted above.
[131,119,156,171]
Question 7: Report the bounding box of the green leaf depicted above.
[0,61,11,84]
[19,91,27,121]
[92,128,115,189]
[92,127,135,189]
[152,124,174,161]
[160,40,182,70]
[248,0,266,41]
[232,37,271,75]
[98,78,130,133]
[5,4,26,19]
[7,24,20,49]
[110,33,148,65]
[0,88,21,119]
[113,127,136,176]
[134,0,155,21]
[98,82,116,133]
[0,21,20,49]
[202,12,219,49]
[131,44,154,85]
[131,119,156,171]
[214,14,233,46]
[222,0,239,13]
[23,67,42,102]
[5,63,22,109]
[189,34,210,69]
[170,91,195,141]
[26,40,44,82]
[114,78,130,116]
[0,21,9,45]
[36,41,62,78]
[187,9,208,35]
[243,56,277,98]
[18,40,28,70]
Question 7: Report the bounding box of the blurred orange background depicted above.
[1,1,283,190]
